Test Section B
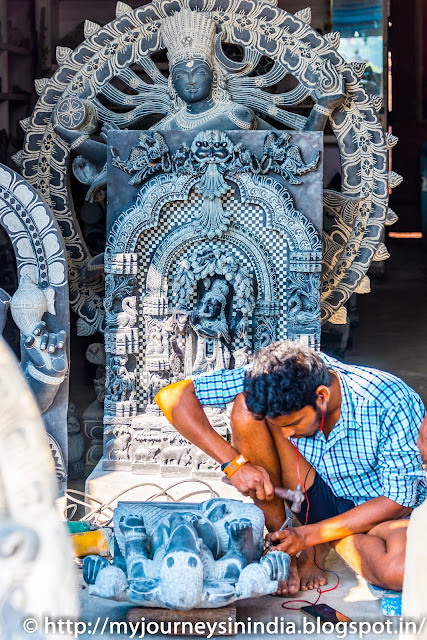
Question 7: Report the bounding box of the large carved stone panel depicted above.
[102,129,322,474]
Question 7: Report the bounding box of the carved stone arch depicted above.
[237,174,322,253]
[145,223,279,308]
[20,0,396,332]
[0,164,70,484]
[108,174,197,254]
[0,166,67,290]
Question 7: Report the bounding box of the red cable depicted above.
[282,406,341,611]
[296,447,310,525]
[281,567,341,610]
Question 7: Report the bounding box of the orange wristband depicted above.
[223,454,249,479]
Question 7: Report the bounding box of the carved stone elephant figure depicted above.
[162,445,191,466]
[106,430,131,461]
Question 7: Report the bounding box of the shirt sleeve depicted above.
[377,394,426,507]
[191,367,247,407]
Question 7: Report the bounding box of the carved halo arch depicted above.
[145,224,279,307]
[18,0,400,333]
[0,164,70,481]
[0,165,67,291]
[108,170,322,258]
[108,173,197,254]
[237,174,322,253]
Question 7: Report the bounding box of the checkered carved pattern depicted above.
[135,185,290,407]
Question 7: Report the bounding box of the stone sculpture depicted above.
[190,279,231,374]
[102,126,322,475]
[17,0,398,336]
[83,498,290,610]
[83,343,106,474]
[0,336,78,638]
[0,163,70,489]
[11,1,401,504]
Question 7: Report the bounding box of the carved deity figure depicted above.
[154,10,261,132]
[105,355,135,403]
[52,7,344,202]
[190,279,231,375]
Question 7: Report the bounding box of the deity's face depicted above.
[200,297,222,319]
[171,60,213,104]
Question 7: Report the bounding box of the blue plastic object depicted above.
[367,582,402,616]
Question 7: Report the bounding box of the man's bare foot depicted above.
[272,555,300,595]
[298,544,329,591]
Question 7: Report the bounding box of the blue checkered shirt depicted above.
[192,354,427,508]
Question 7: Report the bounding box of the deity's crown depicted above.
[161,9,216,68]
[205,280,229,306]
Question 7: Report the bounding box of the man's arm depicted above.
[267,496,411,555]
[155,380,275,501]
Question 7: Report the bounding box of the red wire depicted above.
[296,447,310,525]
[281,566,341,610]
[282,406,340,611]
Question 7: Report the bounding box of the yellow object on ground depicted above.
[70,528,112,557]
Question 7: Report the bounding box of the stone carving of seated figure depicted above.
[190,279,231,374]
[82,498,290,610]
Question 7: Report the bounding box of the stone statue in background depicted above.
[83,498,290,610]
[19,1,396,341]
[51,6,344,208]
[154,9,261,132]
[67,403,85,480]
[0,164,70,487]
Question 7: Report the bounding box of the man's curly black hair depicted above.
[244,341,331,419]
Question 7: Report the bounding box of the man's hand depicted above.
[230,462,275,502]
[417,415,427,462]
[265,526,307,556]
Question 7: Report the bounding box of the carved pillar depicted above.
[287,250,322,350]
[103,252,138,471]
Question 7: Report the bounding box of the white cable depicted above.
[65,479,219,527]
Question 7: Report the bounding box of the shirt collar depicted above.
[330,367,362,433]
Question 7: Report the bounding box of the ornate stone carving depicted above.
[105,424,132,462]
[169,245,256,374]
[82,498,289,610]
[19,0,394,333]
[105,296,138,355]
[105,355,136,417]
[161,430,192,475]
[102,127,322,474]
[0,164,69,488]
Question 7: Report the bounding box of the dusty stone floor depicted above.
[77,238,427,639]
